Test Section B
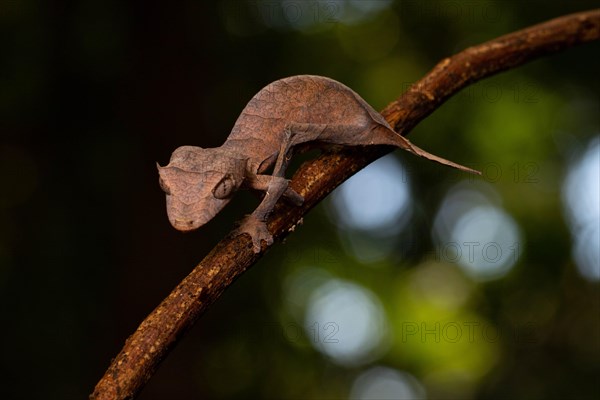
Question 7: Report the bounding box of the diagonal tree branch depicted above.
[91,9,600,400]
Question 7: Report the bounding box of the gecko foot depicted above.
[235,215,273,253]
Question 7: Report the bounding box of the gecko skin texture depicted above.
[158,75,479,253]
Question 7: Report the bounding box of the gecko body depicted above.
[158,75,478,252]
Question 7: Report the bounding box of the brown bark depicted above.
[91,9,600,400]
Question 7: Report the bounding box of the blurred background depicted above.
[1,1,598,399]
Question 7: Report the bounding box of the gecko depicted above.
[157,75,480,253]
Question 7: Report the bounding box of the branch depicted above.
[91,10,600,400]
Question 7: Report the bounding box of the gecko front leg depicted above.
[236,126,298,252]
[245,174,304,206]
[235,123,367,252]
[236,176,290,252]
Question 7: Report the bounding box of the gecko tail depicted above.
[406,142,481,175]
[372,125,480,175]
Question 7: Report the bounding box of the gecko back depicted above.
[225,75,388,172]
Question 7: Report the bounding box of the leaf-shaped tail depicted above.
[403,139,481,175]
[374,125,481,175]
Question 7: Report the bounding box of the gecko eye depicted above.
[212,174,236,199]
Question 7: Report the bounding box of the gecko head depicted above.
[157,146,244,232]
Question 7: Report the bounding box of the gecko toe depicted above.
[235,215,274,253]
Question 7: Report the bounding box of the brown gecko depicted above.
[157,75,479,252]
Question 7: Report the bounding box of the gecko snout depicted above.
[169,213,205,232]
[172,218,200,231]
[165,193,230,233]
[167,205,207,232]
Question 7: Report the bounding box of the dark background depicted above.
[1,1,598,399]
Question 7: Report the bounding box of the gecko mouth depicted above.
[172,217,201,231]
[167,206,208,232]
[165,195,229,232]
